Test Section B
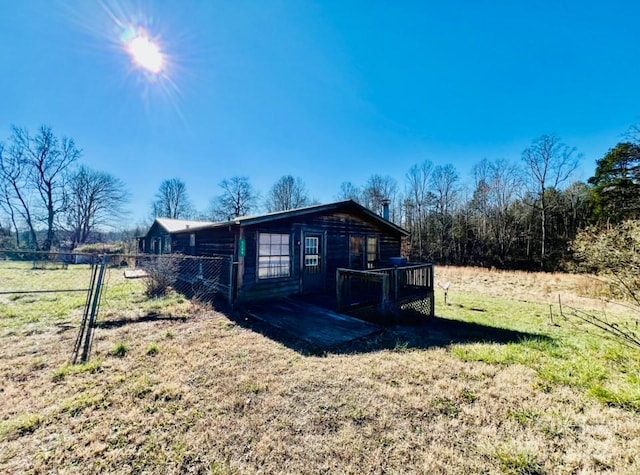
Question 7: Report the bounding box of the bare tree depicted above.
[564,181,592,234]
[210,176,258,220]
[152,178,193,219]
[0,142,27,247]
[336,181,362,203]
[264,175,311,212]
[362,174,398,217]
[522,135,580,269]
[431,164,460,262]
[470,159,492,243]
[66,166,130,248]
[0,126,79,250]
[24,127,80,250]
[406,160,433,259]
[483,158,524,263]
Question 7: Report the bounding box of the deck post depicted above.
[429,265,435,317]
[335,264,435,320]
[393,266,399,301]
[379,274,390,316]
[336,269,344,312]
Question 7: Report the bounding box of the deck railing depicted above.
[336,263,434,321]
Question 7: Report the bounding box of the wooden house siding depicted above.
[142,222,170,254]
[171,233,192,254]
[237,224,302,302]
[140,200,408,305]
[194,228,236,256]
[236,210,403,301]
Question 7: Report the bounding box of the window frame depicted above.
[257,232,292,280]
[349,235,364,269]
[366,236,378,269]
[350,234,379,269]
[304,236,320,268]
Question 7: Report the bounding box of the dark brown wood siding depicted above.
[143,222,170,254]
[169,227,236,256]
[236,210,403,301]
[237,225,301,301]
[194,228,236,256]
[171,233,192,254]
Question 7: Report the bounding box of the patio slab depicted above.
[246,297,382,349]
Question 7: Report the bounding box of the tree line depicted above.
[3,124,639,272]
[151,175,319,223]
[0,126,128,250]
[153,132,636,272]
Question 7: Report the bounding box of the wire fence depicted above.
[0,251,234,298]
[0,250,234,362]
[134,253,234,304]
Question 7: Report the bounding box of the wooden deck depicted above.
[246,298,382,349]
[336,263,435,322]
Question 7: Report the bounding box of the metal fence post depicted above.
[80,255,107,363]
[227,257,234,306]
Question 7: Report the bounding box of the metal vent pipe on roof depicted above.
[382,198,390,221]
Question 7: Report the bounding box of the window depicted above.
[258,233,291,279]
[366,236,378,269]
[350,234,379,269]
[304,236,319,267]
[189,233,196,247]
[350,235,364,269]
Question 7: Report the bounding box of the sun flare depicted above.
[127,32,164,74]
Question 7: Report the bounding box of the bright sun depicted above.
[127,33,164,74]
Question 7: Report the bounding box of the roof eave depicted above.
[234,200,409,236]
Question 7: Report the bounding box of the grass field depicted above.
[1,262,639,473]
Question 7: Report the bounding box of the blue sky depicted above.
[2,1,640,225]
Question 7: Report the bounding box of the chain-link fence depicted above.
[0,252,96,328]
[133,254,234,304]
[0,251,234,361]
[0,250,233,293]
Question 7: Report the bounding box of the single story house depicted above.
[138,218,214,255]
[140,200,410,303]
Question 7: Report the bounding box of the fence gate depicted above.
[1,251,235,363]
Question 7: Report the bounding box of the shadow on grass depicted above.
[340,315,556,355]
[225,305,554,356]
[96,312,187,329]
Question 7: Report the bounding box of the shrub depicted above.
[572,221,640,302]
[74,242,127,254]
[571,222,640,349]
[140,255,180,297]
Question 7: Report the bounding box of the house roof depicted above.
[154,218,215,233]
[146,200,408,237]
[211,200,409,236]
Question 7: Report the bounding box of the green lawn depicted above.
[0,261,196,335]
[439,292,640,411]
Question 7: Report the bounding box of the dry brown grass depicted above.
[1,266,639,473]
[436,265,618,311]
